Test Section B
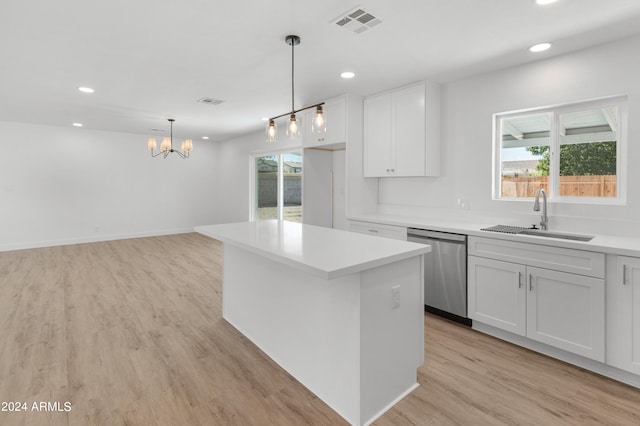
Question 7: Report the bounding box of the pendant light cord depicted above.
[291,39,295,114]
[170,119,173,150]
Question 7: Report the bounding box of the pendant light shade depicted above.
[266,119,277,143]
[265,34,326,143]
[312,105,326,133]
[287,114,300,138]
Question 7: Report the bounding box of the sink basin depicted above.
[519,229,594,242]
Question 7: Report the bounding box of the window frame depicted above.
[249,148,303,221]
[492,95,627,205]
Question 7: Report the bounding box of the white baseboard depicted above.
[364,382,420,426]
[0,227,195,252]
[473,322,640,389]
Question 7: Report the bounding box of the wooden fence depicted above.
[501,175,616,198]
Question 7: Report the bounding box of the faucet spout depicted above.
[533,188,548,230]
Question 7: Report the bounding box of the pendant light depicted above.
[147,119,193,159]
[265,35,326,143]
[285,35,300,139]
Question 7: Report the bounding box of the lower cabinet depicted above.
[609,256,640,374]
[468,237,605,362]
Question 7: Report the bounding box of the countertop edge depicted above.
[195,224,430,280]
[347,214,640,257]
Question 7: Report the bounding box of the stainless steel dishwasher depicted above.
[407,228,470,325]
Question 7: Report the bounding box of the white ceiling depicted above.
[2,0,640,142]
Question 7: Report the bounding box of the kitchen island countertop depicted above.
[196,220,430,280]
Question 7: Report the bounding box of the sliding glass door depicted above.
[254,151,302,222]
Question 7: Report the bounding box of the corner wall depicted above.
[0,121,218,251]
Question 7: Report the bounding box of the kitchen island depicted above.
[195,220,430,426]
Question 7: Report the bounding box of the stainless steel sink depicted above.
[518,229,594,242]
[481,225,594,242]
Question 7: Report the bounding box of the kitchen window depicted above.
[493,96,627,204]
[250,150,302,222]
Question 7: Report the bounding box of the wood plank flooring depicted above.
[0,233,638,425]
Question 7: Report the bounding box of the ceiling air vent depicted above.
[197,97,224,106]
[333,7,382,34]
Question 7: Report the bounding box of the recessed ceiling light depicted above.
[261,117,269,121]
[530,42,551,52]
[536,0,558,5]
[78,87,94,93]
[340,71,355,79]
[202,136,209,140]
[72,122,83,127]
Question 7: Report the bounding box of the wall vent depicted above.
[333,7,382,34]
[197,97,224,105]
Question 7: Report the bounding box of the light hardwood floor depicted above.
[0,233,638,425]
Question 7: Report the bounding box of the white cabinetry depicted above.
[347,220,407,241]
[609,256,640,374]
[468,236,605,361]
[363,81,440,177]
[303,96,346,148]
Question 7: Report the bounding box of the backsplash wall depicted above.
[378,34,640,237]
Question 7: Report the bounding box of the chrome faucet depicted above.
[533,188,548,230]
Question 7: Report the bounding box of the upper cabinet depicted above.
[363,81,440,177]
[303,96,347,148]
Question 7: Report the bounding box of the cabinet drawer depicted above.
[468,236,604,278]
[347,220,407,241]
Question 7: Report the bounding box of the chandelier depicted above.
[266,35,326,143]
[147,119,193,159]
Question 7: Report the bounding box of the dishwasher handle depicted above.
[407,228,467,243]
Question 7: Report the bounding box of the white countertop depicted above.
[195,220,430,280]
[349,213,640,257]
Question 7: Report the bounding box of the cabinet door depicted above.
[614,256,640,374]
[526,267,604,361]
[393,84,426,177]
[304,97,346,147]
[468,256,526,335]
[363,93,393,177]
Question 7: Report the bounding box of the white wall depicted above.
[0,121,218,250]
[378,34,640,236]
